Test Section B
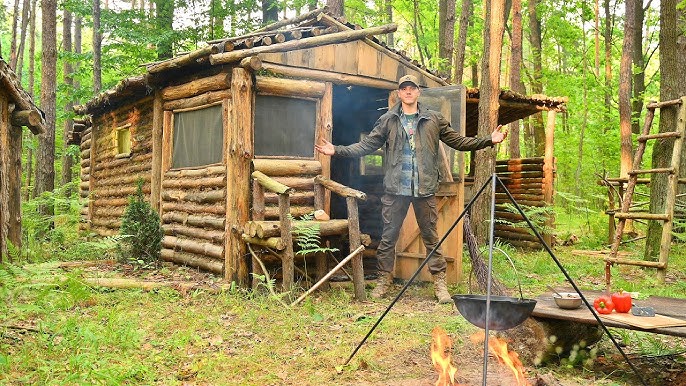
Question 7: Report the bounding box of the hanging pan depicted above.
[452,248,536,331]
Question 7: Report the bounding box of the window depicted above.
[254,95,317,157]
[172,104,224,169]
[115,126,131,156]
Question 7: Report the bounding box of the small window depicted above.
[360,133,384,175]
[114,124,131,158]
[254,95,317,157]
[172,104,224,169]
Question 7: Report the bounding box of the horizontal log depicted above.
[260,61,397,89]
[11,109,43,127]
[603,257,666,268]
[495,164,544,172]
[94,162,152,180]
[93,197,129,207]
[495,157,544,165]
[495,193,545,202]
[498,177,544,185]
[613,212,670,221]
[163,224,225,243]
[80,206,89,216]
[93,152,153,172]
[92,205,126,217]
[80,181,90,191]
[161,249,223,274]
[494,224,533,235]
[210,23,398,64]
[629,167,675,175]
[315,175,366,200]
[96,185,151,198]
[496,184,543,192]
[494,230,540,242]
[162,202,226,215]
[240,56,262,71]
[264,205,313,219]
[161,72,231,101]
[162,89,232,110]
[497,238,543,250]
[162,176,225,189]
[165,165,226,178]
[90,218,122,229]
[90,227,119,236]
[249,219,349,238]
[147,45,213,73]
[272,177,314,190]
[241,234,285,250]
[162,235,224,259]
[646,99,683,109]
[637,131,681,142]
[252,170,293,194]
[253,159,322,176]
[496,171,544,178]
[162,212,225,230]
[94,174,151,188]
[495,199,547,207]
[162,189,226,204]
[265,191,313,205]
[256,76,326,98]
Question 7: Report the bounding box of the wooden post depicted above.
[150,92,163,213]
[225,68,253,285]
[319,82,333,214]
[0,97,9,261]
[251,178,265,289]
[543,110,557,247]
[7,125,22,256]
[279,193,295,290]
[347,196,366,300]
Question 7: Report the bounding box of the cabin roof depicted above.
[0,57,45,134]
[71,8,566,140]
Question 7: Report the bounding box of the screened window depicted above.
[172,104,224,169]
[360,133,384,175]
[254,95,317,157]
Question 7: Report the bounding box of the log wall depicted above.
[160,165,227,275]
[494,157,555,249]
[89,98,154,236]
[78,126,92,230]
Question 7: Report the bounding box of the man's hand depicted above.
[491,125,508,144]
[315,139,335,155]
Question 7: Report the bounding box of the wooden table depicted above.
[531,289,686,338]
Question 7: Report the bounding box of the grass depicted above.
[2,207,686,385]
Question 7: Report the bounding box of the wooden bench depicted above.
[532,290,686,338]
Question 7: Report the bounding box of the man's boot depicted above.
[432,272,452,304]
[371,271,394,299]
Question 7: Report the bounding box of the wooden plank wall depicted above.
[494,157,554,249]
[88,98,154,236]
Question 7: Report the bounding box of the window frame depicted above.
[113,123,132,159]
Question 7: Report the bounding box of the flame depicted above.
[430,326,459,386]
[470,332,531,386]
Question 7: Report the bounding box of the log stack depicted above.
[494,157,555,249]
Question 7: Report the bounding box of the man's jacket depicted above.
[334,102,493,197]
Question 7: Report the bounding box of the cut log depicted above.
[241,234,285,250]
[162,176,225,189]
[160,248,224,274]
[162,235,224,259]
[161,202,225,215]
[163,224,225,243]
[162,212,225,230]
[162,189,226,204]
[161,72,231,101]
[162,89,231,110]
[256,76,326,97]
[315,175,366,200]
[239,56,262,71]
[252,170,293,194]
[147,45,214,73]
[11,109,43,128]
[248,219,350,238]
[252,159,322,176]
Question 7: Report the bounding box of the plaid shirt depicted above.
[397,113,419,196]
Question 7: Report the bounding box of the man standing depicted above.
[315,75,507,303]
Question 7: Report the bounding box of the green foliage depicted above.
[292,213,339,256]
[116,180,163,268]
[496,203,555,236]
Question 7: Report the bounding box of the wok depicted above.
[452,294,537,330]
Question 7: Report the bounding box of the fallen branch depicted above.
[0,324,42,333]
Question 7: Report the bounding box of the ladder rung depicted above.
[637,131,682,142]
[604,257,666,268]
[629,167,675,175]
[614,212,671,220]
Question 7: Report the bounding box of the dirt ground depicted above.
[65,261,686,386]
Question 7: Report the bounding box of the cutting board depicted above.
[601,312,686,329]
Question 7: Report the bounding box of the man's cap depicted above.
[398,74,420,89]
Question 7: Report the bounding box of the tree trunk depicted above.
[326,0,343,17]
[618,0,636,179]
[35,0,57,215]
[438,0,455,80]
[411,0,426,66]
[575,18,589,197]
[16,0,31,79]
[154,0,174,59]
[93,0,102,93]
[62,9,74,189]
[473,0,506,244]
[678,6,686,225]
[645,0,678,260]
[631,0,646,135]
[24,0,37,201]
[263,0,280,24]
[385,0,394,47]
[527,0,544,156]
[454,0,472,84]
[508,0,524,159]
[9,0,20,69]
[594,0,600,76]
[603,0,613,133]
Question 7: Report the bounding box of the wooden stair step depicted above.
[628,167,675,175]
[614,212,671,221]
[638,131,682,142]
[604,257,666,269]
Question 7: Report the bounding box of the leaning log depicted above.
[252,171,293,194]
[210,24,398,65]
[315,175,366,200]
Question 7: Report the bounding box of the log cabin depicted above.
[0,57,45,262]
[70,9,566,299]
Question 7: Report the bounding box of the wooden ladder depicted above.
[605,97,686,290]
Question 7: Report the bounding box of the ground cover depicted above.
[1,243,685,385]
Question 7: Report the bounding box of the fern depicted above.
[291,213,339,256]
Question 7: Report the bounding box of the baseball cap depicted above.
[398,74,420,89]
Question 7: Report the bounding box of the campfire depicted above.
[431,328,531,386]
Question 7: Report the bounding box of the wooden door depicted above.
[392,85,467,284]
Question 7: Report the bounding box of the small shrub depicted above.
[116,180,163,268]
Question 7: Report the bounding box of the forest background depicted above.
[0,0,685,275]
